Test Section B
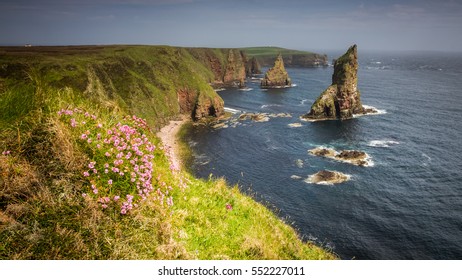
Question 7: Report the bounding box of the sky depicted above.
[1,0,462,52]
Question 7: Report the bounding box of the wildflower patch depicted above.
[58,107,172,214]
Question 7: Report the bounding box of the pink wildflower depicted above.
[81,133,88,140]
[226,204,233,211]
[70,118,76,127]
[88,161,96,169]
[114,196,120,201]
[108,179,113,185]
[83,171,90,177]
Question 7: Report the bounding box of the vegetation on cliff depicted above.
[0,45,335,259]
[302,45,374,121]
[241,47,328,67]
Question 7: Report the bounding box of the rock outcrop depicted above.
[308,147,372,167]
[261,54,292,88]
[223,49,247,88]
[246,57,261,76]
[178,87,224,121]
[302,45,372,121]
[306,170,350,185]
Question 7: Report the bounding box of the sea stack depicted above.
[261,54,292,88]
[302,45,370,121]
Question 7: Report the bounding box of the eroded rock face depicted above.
[302,45,367,120]
[223,49,247,88]
[246,57,261,76]
[261,54,292,88]
[178,87,224,121]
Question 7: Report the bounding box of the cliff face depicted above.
[0,45,226,125]
[188,48,259,88]
[302,45,364,120]
[261,54,292,88]
[246,57,261,76]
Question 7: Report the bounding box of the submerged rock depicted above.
[261,54,292,88]
[306,170,350,185]
[302,45,377,121]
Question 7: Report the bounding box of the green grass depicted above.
[0,45,336,260]
[241,46,314,57]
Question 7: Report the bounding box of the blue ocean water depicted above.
[185,51,462,259]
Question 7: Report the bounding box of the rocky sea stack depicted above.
[302,45,375,121]
[261,54,292,88]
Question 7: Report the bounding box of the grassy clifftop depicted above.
[0,45,335,259]
[241,46,328,67]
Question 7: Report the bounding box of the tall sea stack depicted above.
[302,45,366,120]
[261,54,292,88]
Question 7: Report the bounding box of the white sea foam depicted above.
[353,105,387,118]
[239,87,253,91]
[214,88,226,92]
[291,175,303,180]
[261,104,282,109]
[367,140,400,147]
[224,107,241,114]
[288,123,303,128]
[300,99,309,105]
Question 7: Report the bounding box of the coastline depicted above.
[157,115,189,171]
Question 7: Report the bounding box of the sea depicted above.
[184,50,462,259]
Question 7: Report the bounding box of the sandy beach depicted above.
[157,115,189,171]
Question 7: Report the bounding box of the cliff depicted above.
[187,48,260,88]
[241,47,328,67]
[0,45,227,124]
[261,54,292,88]
[302,45,366,120]
[0,45,335,260]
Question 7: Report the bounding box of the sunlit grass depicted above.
[0,45,336,260]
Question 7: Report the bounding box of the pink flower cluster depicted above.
[1,150,11,156]
[59,107,173,214]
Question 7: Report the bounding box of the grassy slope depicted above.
[241,47,326,67]
[0,45,335,260]
[242,46,315,57]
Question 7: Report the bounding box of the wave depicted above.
[353,105,387,118]
[288,123,303,128]
[239,87,253,91]
[261,104,282,109]
[224,107,242,114]
[367,140,400,148]
[300,99,310,105]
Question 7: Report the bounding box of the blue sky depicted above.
[1,0,462,51]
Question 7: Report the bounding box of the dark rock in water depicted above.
[336,150,367,160]
[309,147,336,158]
[302,45,376,121]
[308,147,372,166]
[261,54,292,88]
[307,170,350,184]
